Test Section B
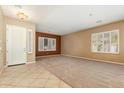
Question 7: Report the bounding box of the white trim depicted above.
[27,29,33,54]
[91,29,119,54]
[6,24,27,66]
[38,37,57,52]
[38,37,44,51]
[61,54,124,66]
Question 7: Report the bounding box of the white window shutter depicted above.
[51,38,56,51]
[91,29,119,54]
[38,37,56,51]
[38,37,44,51]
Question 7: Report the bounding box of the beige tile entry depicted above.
[0,63,71,88]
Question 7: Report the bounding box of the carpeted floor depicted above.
[36,55,124,88]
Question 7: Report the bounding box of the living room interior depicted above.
[0,5,124,88]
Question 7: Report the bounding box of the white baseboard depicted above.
[36,54,61,58]
[61,54,124,66]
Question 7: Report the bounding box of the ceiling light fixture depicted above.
[16,11,28,20]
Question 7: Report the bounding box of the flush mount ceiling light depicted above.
[16,11,28,20]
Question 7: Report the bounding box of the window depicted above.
[91,30,119,54]
[38,37,44,51]
[27,29,33,53]
[44,38,49,51]
[38,37,56,51]
[48,38,56,51]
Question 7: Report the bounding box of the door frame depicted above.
[6,24,27,66]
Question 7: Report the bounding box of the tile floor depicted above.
[0,63,71,88]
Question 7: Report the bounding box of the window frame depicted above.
[50,38,56,51]
[27,29,33,54]
[38,37,44,51]
[38,37,56,52]
[91,29,119,54]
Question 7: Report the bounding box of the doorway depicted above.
[6,25,27,66]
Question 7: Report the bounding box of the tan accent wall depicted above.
[5,16,36,63]
[0,6,5,72]
[62,21,124,63]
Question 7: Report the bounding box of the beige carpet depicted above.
[36,56,124,88]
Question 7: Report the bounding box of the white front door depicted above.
[6,25,27,66]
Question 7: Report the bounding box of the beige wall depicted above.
[5,16,36,63]
[0,6,5,72]
[62,21,124,63]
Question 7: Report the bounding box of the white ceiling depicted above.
[1,5,124,35]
